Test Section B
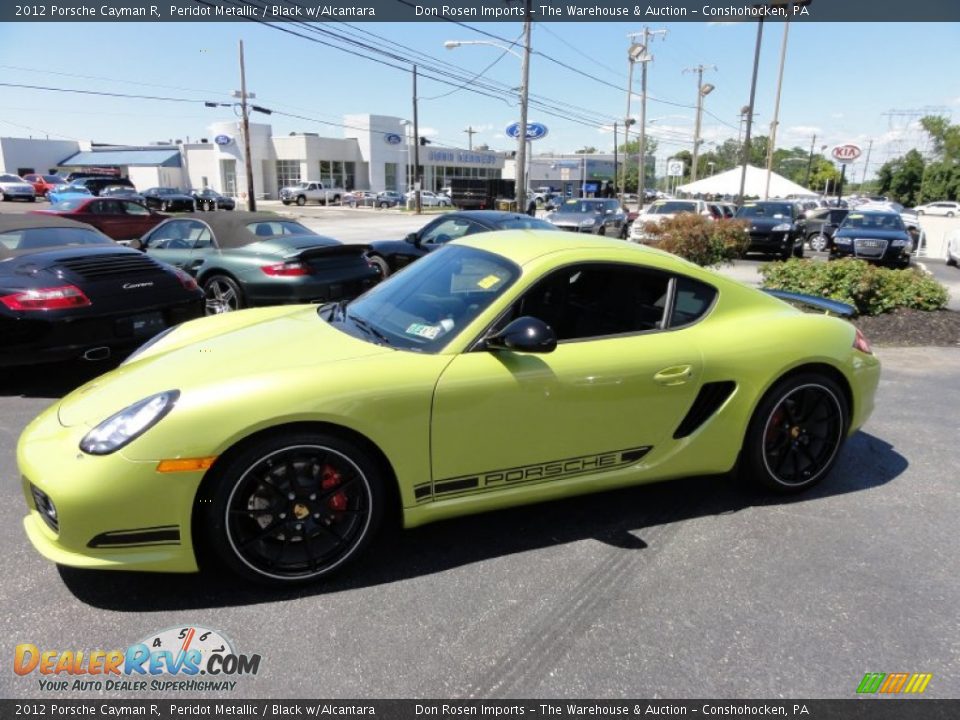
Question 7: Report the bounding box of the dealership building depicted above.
[0,114,506,199]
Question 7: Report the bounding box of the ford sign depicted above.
[384,133,403,145]
[214,134,233,146]
[831,144,862,163]
[506,122,549,141]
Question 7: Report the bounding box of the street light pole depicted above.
[412,64,422,214]
[620,47,637,207]
[685,65,715,185]
[738,18,764,207]
[764,19,791,199]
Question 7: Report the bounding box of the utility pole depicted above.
[515,0,532,213]
[629,27,666,211]
[685,64,715,185]
[613,121,618,197]
[412,64,421,214]
[238,39,256,211]
[464,126,477,151]
[738,17,764,207]
[860,138,873,189]
[804,133,817,188]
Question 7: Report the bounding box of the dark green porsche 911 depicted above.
[133,212,380,315]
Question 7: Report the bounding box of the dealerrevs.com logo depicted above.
[14,626,261,693]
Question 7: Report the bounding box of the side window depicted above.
[144,221,192,249]
[94,200,124,215]
[123,202,150,216]
[192,225,215,249]
[513,264,671,341]
[670,276,717,328]
[421,218,478,245]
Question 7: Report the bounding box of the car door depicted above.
[142,219,204,270]
[429,262,705,498]
[84,199,127,239]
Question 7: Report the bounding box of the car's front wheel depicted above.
[743,373,848,494]
[203,274,244,315]
[296,195,306,206]
[368,254,390,278]
[203,431,384,585]
[808,233,829,252]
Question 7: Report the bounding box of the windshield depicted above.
[333,244,520,352]
[0,174,24,183]
[245,220,314,237]
[648,201,697,215]
[43,175,65,183]
[59,185,90,194]
[555,200,605,214]
[840,213,905,231]
[49,199,88,211]
[736,203,795,219]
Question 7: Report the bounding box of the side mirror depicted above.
[128,239,144,251]
[485,316,557,354]
[404,232,419,246]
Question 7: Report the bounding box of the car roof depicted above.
[0,214,95,231]
[156,211,313,247]
[454,228,699,273]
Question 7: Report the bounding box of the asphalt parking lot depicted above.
[2,203,958,700]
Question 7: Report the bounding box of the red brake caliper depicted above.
[321,465,347,512]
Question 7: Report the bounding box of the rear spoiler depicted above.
[288,244,371,261]
[762,289,857,318]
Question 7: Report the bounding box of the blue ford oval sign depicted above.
[505,122,548,141]
[384,133,403,145]
[214,134,233,146]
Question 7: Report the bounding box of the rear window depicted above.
[495,217,559,231]
[49,199,87,211]
[736,203,795,219]
[246,221,315,237]
[670,276,717,328]
[650,201,698,214]
[0,227,111,254]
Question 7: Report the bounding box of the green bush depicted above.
[641,214,749,267]
[760,258,949,316]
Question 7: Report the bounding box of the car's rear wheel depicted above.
[809,233,829,252]
[743,373,848,494]
[597,225,607,236]
[160,201,169,211]
[368,255,390,278]
[203,274,244,315]
[296,195,306,206]
[947,211,955,218]
[204,432,384,585]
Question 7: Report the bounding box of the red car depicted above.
[32,197,168,242]
[23,174,67,197]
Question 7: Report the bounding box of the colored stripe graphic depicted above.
[857,672,932,694]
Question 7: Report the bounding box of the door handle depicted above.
[653,365,693,386]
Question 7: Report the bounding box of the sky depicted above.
[1,19,958,179]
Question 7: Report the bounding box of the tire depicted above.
[742,372,849,494]
[368,255,390,278]
[296,195,306,207]
[780,247,792,261]
[917,209,925,215]
[282,200,291,206]
[160,201,169,212]
[28,196,36,203]
[947,212,955,218]
[808,233,829,253]
[202,430,384,585]
[332,195,340,205]
[792,242,804,259]
[378,201,389,209]
[947,254,957,267]
[203,274,244,315]
[597,225,607,237]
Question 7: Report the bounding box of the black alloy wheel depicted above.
[367,255,390,278]
[744,374,848,493]
[204,433,384,584]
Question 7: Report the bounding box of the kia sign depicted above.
[214,134,233,146]
[506,122,548,141]
[832,144,862,164]
[384,133,403,145]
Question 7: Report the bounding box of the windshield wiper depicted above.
[346,313,391,346]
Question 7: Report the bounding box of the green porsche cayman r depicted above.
[18,231,880,585]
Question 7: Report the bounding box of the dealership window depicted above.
[277,160,301,191]
[344,161,355,191]
[220,159,237,196]
[385,163,398,192]
[319,161,331,185]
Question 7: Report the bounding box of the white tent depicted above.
[676,165,814,198]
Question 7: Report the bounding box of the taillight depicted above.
[261,262,310,277]
[174,268,198,291]
[0,285,91,311]
[853,327,872,355]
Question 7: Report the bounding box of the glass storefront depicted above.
[276,160,301,191]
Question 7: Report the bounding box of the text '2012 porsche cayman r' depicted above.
[18,231,880,585]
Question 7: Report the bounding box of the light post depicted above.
[689,78,715,184]
[621,42,647,206]
[445,13,532,211]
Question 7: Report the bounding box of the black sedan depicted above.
[366,210,559,276]
[142,187,197,212]
[830,210,914,268]
[191,188,236,211]
[133,212,380,314]
[0,215,203,367]
[735,201,805,259]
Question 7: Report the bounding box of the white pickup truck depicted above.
[279,181,344,206]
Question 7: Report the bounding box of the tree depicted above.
[575,146,597,154]
[617,137,658,191]
[877,149,925,206]
[917,115,960,202]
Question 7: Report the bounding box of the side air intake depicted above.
[673,381,736,439]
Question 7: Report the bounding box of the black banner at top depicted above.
[3,0,960,22]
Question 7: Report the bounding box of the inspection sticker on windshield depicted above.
[477,274,503,290]
[405,323,441,340]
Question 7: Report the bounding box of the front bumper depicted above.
[747,231,796,253]
[831,239,912,265]
[18,405,203,573]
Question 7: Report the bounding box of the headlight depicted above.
[771,223,793,232]
[79,390,180,455]
[580,218,596,226]
[834,236,852,245]
[891,238,910,246]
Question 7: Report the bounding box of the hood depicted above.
[57,305,392,427]
[744,216,794,230]
[834,228,910,240]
